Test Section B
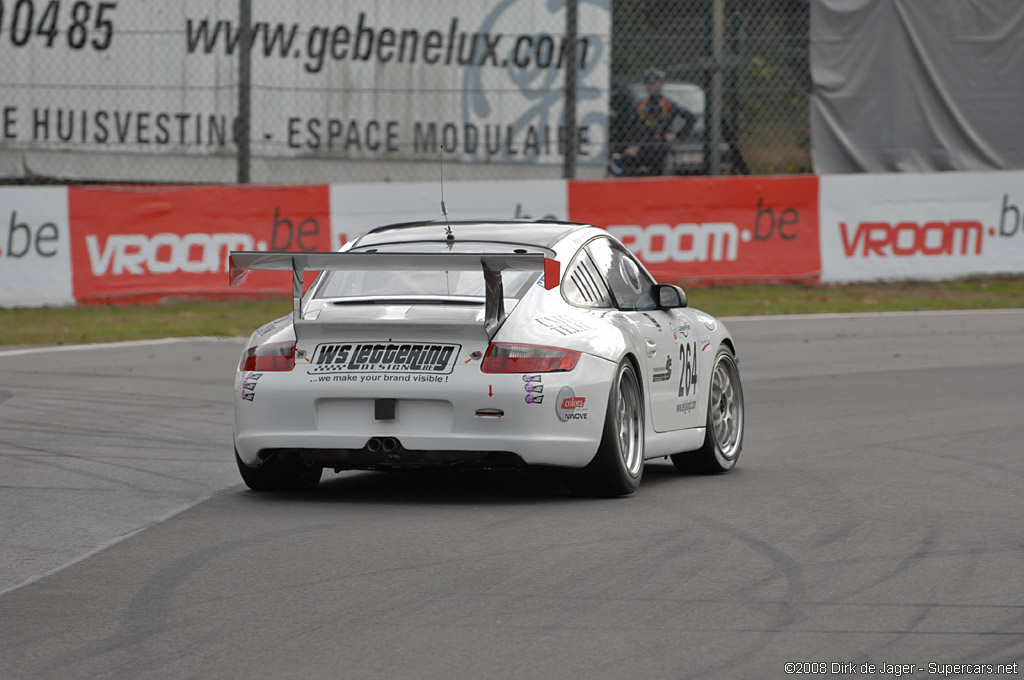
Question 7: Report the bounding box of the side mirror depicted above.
[654,284,687,309]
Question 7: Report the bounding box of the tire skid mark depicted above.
[148,525,706,613]
[0,424,225,451]
[4,365,229,379]
[888,439,1023,495]
[681,513,810,679]
[821,520,976,666]
[1,388,225,411]
[0,424,226,454]
[931,533,1024,665]
[0,393,230,447]
[0,443,220,488]
[776,460,862,552]
[956,608,1024,665]
[838,522,940,601]
[813,544,1024,568]
[44,518,341,674]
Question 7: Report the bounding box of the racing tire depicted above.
[235,449,322,492]
[672,347,744,474]
[565,360,645,497]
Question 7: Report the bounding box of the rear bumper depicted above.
[251,445,526,472]
[233,353,616,470]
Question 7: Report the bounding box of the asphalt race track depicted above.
[1,311,1022,679]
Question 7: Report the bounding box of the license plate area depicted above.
[375,398,396,420]
[316,398,453,433]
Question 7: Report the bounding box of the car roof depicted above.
[352,220,590,250]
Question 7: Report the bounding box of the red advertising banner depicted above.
[568,176,821,283]
[68,185,331,302]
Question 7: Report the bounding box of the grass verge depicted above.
[1,276,1022,347]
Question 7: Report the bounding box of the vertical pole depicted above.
[702,1,713,173]
[237,0,252,184]
[710,0,724,175]
[563,0,578,179]
[730,11,742,172]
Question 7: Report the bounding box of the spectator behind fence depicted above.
[613,68,696,177]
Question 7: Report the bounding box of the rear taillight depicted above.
[241,341,295,372]
[481,343,580,373]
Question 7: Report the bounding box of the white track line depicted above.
[0,336,245,358]
[0,488,226,598]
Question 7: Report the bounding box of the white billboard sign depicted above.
[0,187,74,307]
[0,0,611,179]
[820,172,1024,283]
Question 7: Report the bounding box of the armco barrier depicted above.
[3,172,1024,308]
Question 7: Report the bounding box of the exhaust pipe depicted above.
[381,437,398,453]
[366,437,381,452]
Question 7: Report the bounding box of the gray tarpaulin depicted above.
[810,0,1024,173]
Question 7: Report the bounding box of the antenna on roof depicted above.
[441,144,454,243]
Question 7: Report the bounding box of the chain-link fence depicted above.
[0,0,810,185]
[612,0,810,176]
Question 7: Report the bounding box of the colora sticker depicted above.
[556,386,588,421]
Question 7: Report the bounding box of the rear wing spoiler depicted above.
[228,251,561,337]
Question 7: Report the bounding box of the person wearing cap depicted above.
[617,68,696,176]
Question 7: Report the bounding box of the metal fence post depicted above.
[563,0,579,179]
[237,0,252,184]
[709,0,724,175]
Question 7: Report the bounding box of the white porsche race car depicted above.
[230,220,744,497]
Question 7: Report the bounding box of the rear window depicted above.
[313,242,542,300]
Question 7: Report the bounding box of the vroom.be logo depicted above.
[0,189,74,307]
[837,194,1024,261]
[86,233,257,275]
[840,220,984,258]
[607,197,804,264]
[568,176,819,283]
[3,211,60,259]
[608,223,739,263]
[68,184,331,302]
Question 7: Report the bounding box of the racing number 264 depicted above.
[677,341,698,398]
